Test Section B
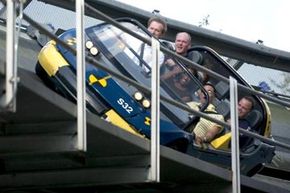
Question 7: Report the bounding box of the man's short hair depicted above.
[147,16,167,34]
[176,32,192,44]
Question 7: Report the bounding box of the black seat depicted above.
[245,110,262,133]
[215,81,229,100]
[188,50,203,64]
[239,110,263,150]
[161,40,175,51]
[215,99,230,120]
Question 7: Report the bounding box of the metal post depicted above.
[150,37,160,182]
[2,0,16,111]
[229,76,240,193]
[76,0,86,151]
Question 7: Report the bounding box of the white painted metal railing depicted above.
[1,0,19,112]
[76,0,87,151]
[229,76,241,193]
[150,37,161,182]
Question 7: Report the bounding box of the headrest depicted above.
[161,40,175,51]
[188,51,203,64]
[215,81,229,100]
[246,110,262,131]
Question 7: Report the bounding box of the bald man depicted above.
[175,32,192,57]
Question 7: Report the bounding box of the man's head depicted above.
[238,96,255,118]
[175,72,191,87]
[147,16,167,39]
[175,32,192,56]
[198,83,216,104]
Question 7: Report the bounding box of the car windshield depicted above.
[86,21,207,129]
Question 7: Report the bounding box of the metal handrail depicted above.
[1,0,19,112]
[76,0,87,152]
[150,37,161,182]
[22,13,290,152]
[230,77,240,193]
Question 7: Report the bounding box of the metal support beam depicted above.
[76,0,87,151]
[1,0,17,111]
[150,37,160,182]
[230,76,241,193]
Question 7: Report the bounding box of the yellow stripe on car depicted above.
[38,40,69,76]
[262,99,272,138]
[144,117,151,126]
[88,74,111,87]
[210,132,231,150]
[105,109,144,138]
[66,38,76,45]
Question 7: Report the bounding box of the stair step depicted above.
[0,121,76,135]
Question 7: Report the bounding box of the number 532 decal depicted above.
[117,98,133,114]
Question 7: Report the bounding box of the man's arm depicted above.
[160,65,182,80]
[194,124,222,145]
[204,125,222,142]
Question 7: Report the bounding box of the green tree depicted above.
[198,14,210,27]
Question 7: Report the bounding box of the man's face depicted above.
[238,98,252,118]
[147,21,164,39]
[175,34,191,55]
[178,73,191,87]
[198,85,215,104]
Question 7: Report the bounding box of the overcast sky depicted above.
[117,0,290,53]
